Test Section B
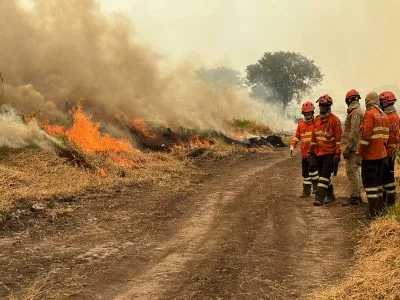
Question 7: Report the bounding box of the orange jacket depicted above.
[358,106,389,160]
[309,113,342,156]
[291,119,313,158]
[386,111,400,156]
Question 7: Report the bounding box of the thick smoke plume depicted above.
[0,105,57,150]
[0,0,292,147]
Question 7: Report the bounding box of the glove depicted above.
[343,148,351,160]
[356,155,362,166]
[290,146,294,157]
[333,154,341,164]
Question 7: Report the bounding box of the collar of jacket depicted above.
[320,111,331,119]
[383,105,397,114]
[347,101,360,114]
[369,104,384,113]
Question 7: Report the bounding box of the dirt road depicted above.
[0,152,365,299]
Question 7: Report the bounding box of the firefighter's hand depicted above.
[333,154,341,164]
[290,146,294,157]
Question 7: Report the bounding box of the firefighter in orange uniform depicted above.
[290,101,319,197]
[357,91,389,219]
[379,91,399,208]
[308,94,342,206]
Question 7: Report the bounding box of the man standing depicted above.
[358,92,389,219]
[290,101,319,197]
[379,91,399,208]
[308,94,342,206]
[341,89,364,206]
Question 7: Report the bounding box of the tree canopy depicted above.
[246,51,323,106]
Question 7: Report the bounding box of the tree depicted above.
[196,66,242,88]
[246,51,323,106]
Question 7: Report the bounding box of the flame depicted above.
[188,135,212,148]
[130,118,157,139]
[66,104,133,154]
[42,122,65,135]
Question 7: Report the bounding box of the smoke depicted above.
[0,105,57,150]
[0,0,293,143]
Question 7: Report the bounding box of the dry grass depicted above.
[0,147,193,213]
[313,214,400,300]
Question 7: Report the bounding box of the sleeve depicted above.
[309,120,316,153]
[334,117,342,155]
[358,111,373,155]
[347,112,361,150]
[291,123,301,148]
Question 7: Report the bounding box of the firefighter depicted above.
[379,91,399,208]
[290,101,319,197]
[308,94,342,206]
[357,91,389,219]
[341,89,364,206]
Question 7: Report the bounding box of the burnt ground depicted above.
[0,152,366,299]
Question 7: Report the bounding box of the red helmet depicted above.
[317,94,333,106]
[345,89,361,100]
[379,91,397,104]
[301,101,315,113]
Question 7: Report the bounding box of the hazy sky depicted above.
[98,0,400,109]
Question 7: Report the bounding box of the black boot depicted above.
[313,188,327,206]
[312,181,317,195]
[324,184,336,204]
[387,194,396,207]
[366,198,379,220]
[300,184,312,198]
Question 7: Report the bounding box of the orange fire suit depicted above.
[310,113,342,157]
[291,120,319,189]
[309,113,342,204]
[358,106,389,160]
[358,106,389,218]
[291,120,313,158]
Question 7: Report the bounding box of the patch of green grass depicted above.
[387,202,400,221]
[231,118,272,135]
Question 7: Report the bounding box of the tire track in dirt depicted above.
[115,155,287,299]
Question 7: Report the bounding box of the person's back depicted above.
[358,91,389,219]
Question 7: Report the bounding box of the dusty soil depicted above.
[0,152,366,299]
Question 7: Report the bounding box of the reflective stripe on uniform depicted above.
[364,187,379,192]
[301,132,312,136]
[360,140,369,145]
[367,194,380,199]
[386,190,396,194]
[316,137,336,141]
[301,138,311,142]
[373,127,389,132]
[319,177,330,183]
[384,182,396,188]
[317,183,329,189]
[309,171,318,176]
[304,181,312,185]
[310,142,317,145]
[371,134,389,139]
